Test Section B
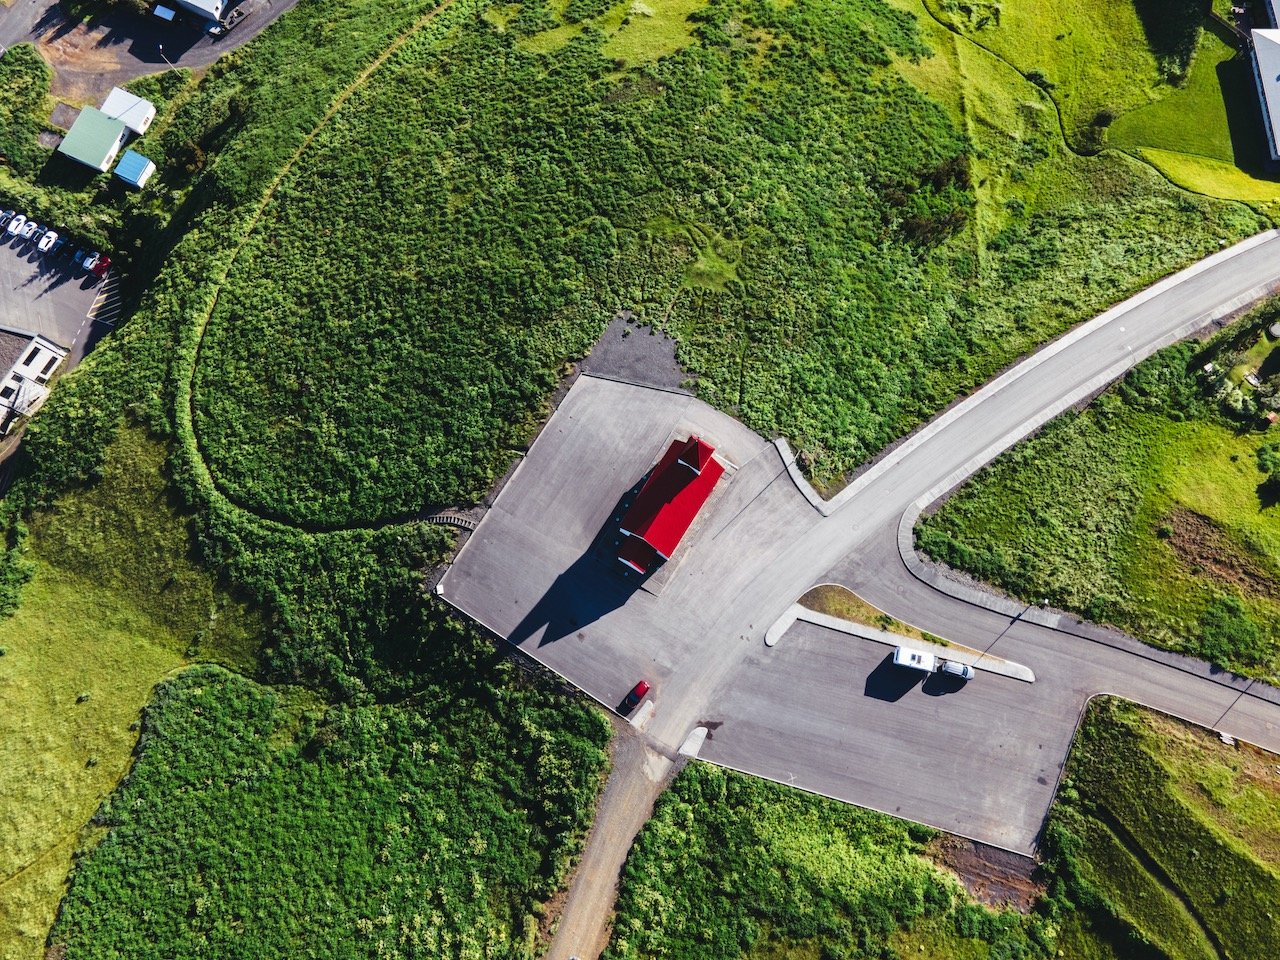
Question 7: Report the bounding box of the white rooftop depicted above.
[100,87,155,135]
[175,0,225,19]
[1253,29,1280,160]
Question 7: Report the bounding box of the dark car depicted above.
[620,680,651,714]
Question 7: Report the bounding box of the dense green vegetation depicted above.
[49,664,610,958]
[189,0,1261,527]
[0,45,52,179]
[605,706,1280,960]
[919,309,1280,677]
[0,429,260,959]
[605,763,1050,960]
[2,0,1278,953]
[1042,699,1280,960]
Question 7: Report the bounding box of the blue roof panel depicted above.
[115,149,155,187]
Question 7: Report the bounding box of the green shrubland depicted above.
[185,0,1260,527]
[605,763,1051,960]
[49,663,610,959]
[918,309,1280,677]
[1042,699,1280,960]
[0,45,52,179]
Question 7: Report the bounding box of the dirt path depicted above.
[543,723,678,960]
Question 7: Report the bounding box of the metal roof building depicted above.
[617,436,724,574]
[175,0,226,19]
[115,149,157,188]
[101,87,156,135]
[57,108,128,172]
[1252,1,1280,162]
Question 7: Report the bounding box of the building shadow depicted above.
[1217,55,1274,174]
[507,480,653,648]
[863,652,923,702]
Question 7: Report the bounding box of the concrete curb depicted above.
[792,607,1035,682]
[828,232,1280,510]
[895,505,1280,705]
[774,438,831,516]
[764,603,802,646]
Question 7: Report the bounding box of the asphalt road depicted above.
[1,0,300,102]
[445,229,1280,893]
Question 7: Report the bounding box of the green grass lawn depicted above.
[0,428,261,960]
[1044,699,1280,960]
[924,0,1280,210]
[604,763,1050,960]
[918,327,1280,677]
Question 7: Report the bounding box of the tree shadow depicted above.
[1132,0,1204,74]
[1258,479,1280,510]
[1258,343,1280,380]
[863,652,923,703]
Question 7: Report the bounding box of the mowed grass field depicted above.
[926,0,1280,210]
[0,429,261,960]
[919,330,1280,677]
[1045,699,1280,960]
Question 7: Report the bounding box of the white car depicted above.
[82,251,101,272]
[939,660,975,681]
[20,221,40,240]
[5,214,25,237]
[38,230,59,253]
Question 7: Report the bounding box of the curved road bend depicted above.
[651,229,1280,754]
[440,232,1280,957]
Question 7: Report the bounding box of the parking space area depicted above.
[440,374,815,712]
[0,230,107,363]
[699,618,1080,854]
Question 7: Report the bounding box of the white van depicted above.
[892,646,937,673]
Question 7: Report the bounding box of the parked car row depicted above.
[0,210,112,278]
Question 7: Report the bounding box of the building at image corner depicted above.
[1251,1,1280,162]
[175,0,226,20]
[0,327,67,434]
[617,435,724,575]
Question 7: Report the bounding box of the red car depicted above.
[621,680,650,714]
[90,254,112,279]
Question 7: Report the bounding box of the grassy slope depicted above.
[925,0,1280,209]
[605,763,1048,960]
[191,0,1261,527]
[918,332,1280,677]
[922,0,1166,138]
[0,428,260,960]
[1046,699,1280,960]
[48,664,610,959]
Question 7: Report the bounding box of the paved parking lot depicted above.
[440,374,818,711]
[698,618,1073,853]
[0,232,108,363]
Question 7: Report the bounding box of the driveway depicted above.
[1,0,301,103]
[443,230,1280,858]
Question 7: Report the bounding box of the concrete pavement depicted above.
[444,230,1280,881]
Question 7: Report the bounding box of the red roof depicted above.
[618,436,724,570]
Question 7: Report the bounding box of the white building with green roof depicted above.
[57,107,128,173]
